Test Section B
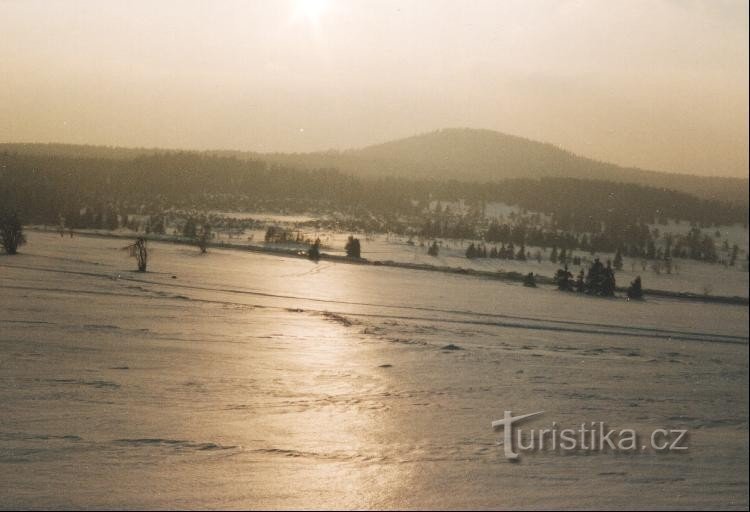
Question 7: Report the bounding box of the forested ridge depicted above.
[1,151,745,226]
[3,128,748,204]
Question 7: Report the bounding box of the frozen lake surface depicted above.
[1,232,747,509]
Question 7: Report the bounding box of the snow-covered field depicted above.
[62,208,750,298]
[1,232,748,509]
[230,228,750,298]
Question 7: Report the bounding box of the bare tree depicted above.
[57,215,65,238]
[124,238,148,271]
[0,210,26,255]
[196,224,211,253]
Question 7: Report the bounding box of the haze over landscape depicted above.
[1,1,748,510]
[1,0,748,177]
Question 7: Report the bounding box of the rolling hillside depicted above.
[3,128,747,204]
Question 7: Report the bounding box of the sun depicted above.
[293,0,330,25]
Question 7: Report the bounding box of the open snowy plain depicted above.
[1,232,747,509]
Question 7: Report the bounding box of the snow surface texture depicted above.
[1,232,747,509]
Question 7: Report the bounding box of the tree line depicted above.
[1,151,746,262]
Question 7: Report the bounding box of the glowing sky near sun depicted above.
[1,0,748,177]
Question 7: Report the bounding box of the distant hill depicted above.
[256,129,749,205]
[3,128,747,204]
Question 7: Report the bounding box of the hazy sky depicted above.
[1,0,748,177]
